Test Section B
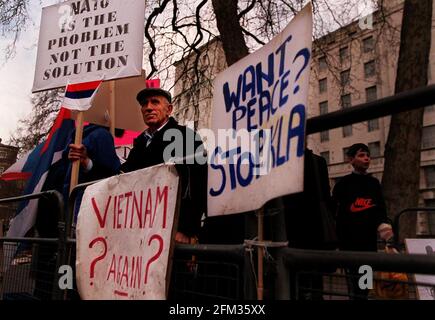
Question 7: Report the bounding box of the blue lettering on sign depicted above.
[222,38,310,132]
[222,35,296,129]
[256,53,275,93]
[209,104,306,197]
[209,147,226,197]
[210,34,310,197]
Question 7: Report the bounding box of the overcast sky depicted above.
[0,0,57,143]
[0,42,34,142]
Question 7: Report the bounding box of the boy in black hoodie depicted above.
[332,143,393,299]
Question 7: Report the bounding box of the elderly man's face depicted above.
[140,95,173,131]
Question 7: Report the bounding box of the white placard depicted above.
[32,0,145,92]
[76,164,179,300]
[207,4,312,216]
[405,238,435,300]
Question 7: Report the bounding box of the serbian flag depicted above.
[62,80,102,111]
[5,108,75,238]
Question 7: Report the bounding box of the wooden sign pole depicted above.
[69,111,84,194]
[109,80,116,137]
[257,206,265,300]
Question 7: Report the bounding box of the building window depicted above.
[368,119,379,132]
[343,147,350,162]
[320,151,330,165]
[341,94,352,137]
[319,78,327,93]
[319,101,328,115]
[424,199,435,234]
[366,86,377,102]
[365,86,379,131]
[364,60,376,78]
[424,166,435,188]
[319,56,327,71]
[368,141,381,157]
[363,36,374,53]
[342,125,353,137]
[339,46,349,64]
[341,94,352,109]
[422,125,435,149]
[320,130,329,142]
[0,166,4,174]
[340,69,351,86]
[0,151,6,159]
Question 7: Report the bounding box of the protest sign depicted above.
[76,164,179,299]
[405,238,435,300]
[32,0,145,92]
[208,4,312,216]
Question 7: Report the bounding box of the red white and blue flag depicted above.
[63,80,102,111]
[3,107,75,238]
[0,149,34,181]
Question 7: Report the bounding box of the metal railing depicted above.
[0,191,66,300]
[2,192,435,300]
[393,207,435,245]
[306,84,435,134]
[2,85,435,299]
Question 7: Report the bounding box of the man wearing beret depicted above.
[69,87,206,244]
[122,87,206,244]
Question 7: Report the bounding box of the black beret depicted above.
[136,87,172,104]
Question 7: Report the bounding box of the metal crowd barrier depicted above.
[393,207,435,246]
[0,191,66,300]
[3,84,435,299]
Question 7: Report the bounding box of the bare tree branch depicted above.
[145,0,172,79]
[0,0,31,60]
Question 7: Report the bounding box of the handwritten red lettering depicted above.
[130,191,143,228]
[105,235,164,290]
[90,186,170,231]
[144,189,152,227]
[144,234,163,284]
[91,196,112,228]
[155,186,168,229]
[112,195,118,229]
[116,194,124,229]
[124,192,132,228]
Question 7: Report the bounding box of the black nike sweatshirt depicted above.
[332,172,391,251]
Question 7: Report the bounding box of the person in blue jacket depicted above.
[65,124,121,221]
[34,124,121,299]
[68,88,207,245]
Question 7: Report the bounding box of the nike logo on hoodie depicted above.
[350,197,375,212]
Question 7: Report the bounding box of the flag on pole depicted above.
[5,108,75,238]
[63,80,103,111]
[0,108,73,182]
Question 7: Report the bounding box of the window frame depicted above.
[364,60,376,78]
